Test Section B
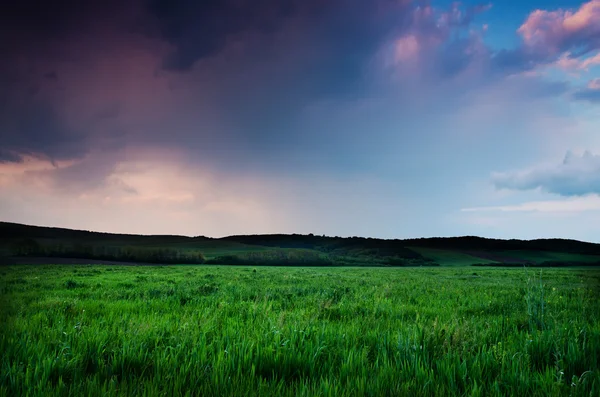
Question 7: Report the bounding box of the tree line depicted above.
[11,239,205,264]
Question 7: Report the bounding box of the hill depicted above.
[1,221,600,266]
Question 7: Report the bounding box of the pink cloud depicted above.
[589,78,600,89]
[573,77,600,102]
[0,148,276,236]
[0,145,419,238]
[394,34,420,62]
[563,0,600,31]
[518,0,600,55]
[0,155,78,190]
[554,51,600,71]
[582,52,600,68]
[383,2,490,81]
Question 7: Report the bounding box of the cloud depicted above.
[492,151,600,196]
[0,102,88,162]
[0,147,424,237]
[147,0,412,72]
[382,2,491,81]
[1,0,416,166]
[574,88,600,102]
[0,0,563,172]
[146,0,301,70]
[1,0,595,240]
[0,149,23,163]
[573,78,600,102]
[462,195,600,213]
[517,0,600,56]
[0,154,78,191]
[0,148,273,236]
[492,1,600,74]
[590,78,600,89]
[555,51,600,71]
[0,0,174,164]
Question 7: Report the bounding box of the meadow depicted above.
[1,265,599,396]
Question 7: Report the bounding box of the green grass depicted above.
[410,247,600,266]
[1,265,599,396]
[495,250,600,264]
[408,247,499,266]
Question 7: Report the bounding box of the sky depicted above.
[1,0,600,241]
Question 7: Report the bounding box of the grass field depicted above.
[1,265,599,396]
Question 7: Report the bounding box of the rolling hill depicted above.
[1,221,599,266]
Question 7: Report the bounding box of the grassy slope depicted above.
[408,247,499,266]
[413,248,600,266]
[494,250,600,264]
[1,266,598,396]
[410,248,600,266]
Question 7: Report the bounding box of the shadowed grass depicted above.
[408,247,499,266]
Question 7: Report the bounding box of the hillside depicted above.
[1,221,600,266]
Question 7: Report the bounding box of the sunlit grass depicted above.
[1,265,599,396]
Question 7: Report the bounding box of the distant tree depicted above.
[12,239,42,256]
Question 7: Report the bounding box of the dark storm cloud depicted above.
[147,0,410,72]
[0,0,129,34]
[0,0,143,163]
[0,0,410,167]
[0,59,82,162]
[0,103,87,162]
[43,71,59,81]
[146,0,299,70]
[142,0,419,160]
[0,0,565,175]
[0,0,130,60]
[1,0,87,39]
[0,149,23,163]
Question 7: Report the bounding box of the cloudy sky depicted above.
[1,0,599,240]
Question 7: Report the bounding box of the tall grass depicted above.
[525,268,546,332]
[1,265,598,396]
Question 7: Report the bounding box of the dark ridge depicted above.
[222,233,600,255]
[2,222,600,258]
[0,221,198,242]
[220,234,423,258]
[402,236,600,255]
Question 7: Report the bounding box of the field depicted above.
[1,265,599,396]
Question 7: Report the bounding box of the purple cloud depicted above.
[518,0,600,57]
